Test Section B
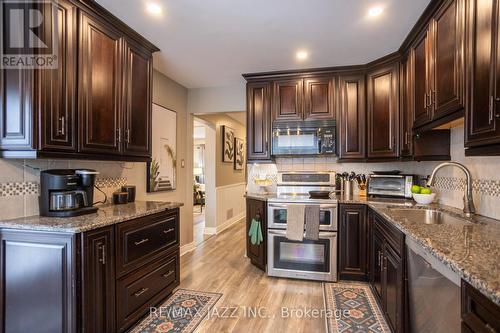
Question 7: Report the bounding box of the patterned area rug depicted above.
[323,282,390,333]
[130,289,222,333]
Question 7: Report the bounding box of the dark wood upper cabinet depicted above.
[81,227,116,333]
[79,12,123,155]
[400,56,414,157]
[246,198,267,271]
[411,29,433,128]
[411,0,465,130]
[39,0,77,152]
[247,82,272,161]
[122,39,152,157]
[338,74,366,160]
[465,0,500,151]
[272,79,303,122]
[338,204,368,281]
[0,0,158,160]
[367,63,400,159]
[431,0,465,120]
[304,76,335,121]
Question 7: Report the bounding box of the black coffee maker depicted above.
[39,169,100,217]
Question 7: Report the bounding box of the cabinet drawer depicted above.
[116,209,179,277]
[116,252,180,332]
[461,280,500,332]
[373,213,404,256]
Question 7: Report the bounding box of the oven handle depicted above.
[268,229,337,237]
[268,203,337,209]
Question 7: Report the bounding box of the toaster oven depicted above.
[367,174,416,198]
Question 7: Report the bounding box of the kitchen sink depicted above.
[387,208,471,226]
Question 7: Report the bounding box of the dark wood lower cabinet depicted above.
[246,198,267,271]
[0,208,180,333]
[81,226,116,333]
[369,211,405,333]
[461,280,500,332]
[338,204,368,281]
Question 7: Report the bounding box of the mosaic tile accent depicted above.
[0,182,39,197]
[433,177,500,197]
[0,177,127,197]
[94,177,127,188]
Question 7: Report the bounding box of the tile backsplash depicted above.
[0,159,135,220]
[247,125,500,220]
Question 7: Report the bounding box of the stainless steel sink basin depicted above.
[388,208,470,226]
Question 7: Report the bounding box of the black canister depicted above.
[121,185,136,202]
[113,191,128,205]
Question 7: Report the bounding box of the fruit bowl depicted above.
[412,193,436,205]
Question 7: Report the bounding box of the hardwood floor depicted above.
[179,220,327,332]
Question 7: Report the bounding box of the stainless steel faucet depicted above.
[427,162,476,217]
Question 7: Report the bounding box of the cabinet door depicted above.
[304,76,335,121]
[82,227,115,333]
[0,230,75,333]
[246,198,267,271]
[39,0,77,152]
[371,229,384,303]
[338,74,366,159]
[247,82,272,160]
[367,64,400,159]
[465,0,500,147]
[272,79,303,122]
[122,40,152,157]
[431,0,465,120]
[400,56,413,156]
[384,244,403,333]
[411,29,433,128]
[79,12,123,155]
[339,205,367,280]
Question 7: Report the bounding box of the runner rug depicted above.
[130,289,222,333]
[323,282,390,333]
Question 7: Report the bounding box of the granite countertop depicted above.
[245,192,500,306]
[0,201,184,233]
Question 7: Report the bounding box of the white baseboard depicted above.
[180,241,196,256]
[204,211,245,236]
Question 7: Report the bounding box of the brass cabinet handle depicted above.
[134,288,149,297]
[117,128,122,143]
[163,270,174,279]
[99,244,106,265]
[163,228,175,234]
[423,93,427,109]
[134,238,149,246]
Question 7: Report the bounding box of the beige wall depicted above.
[0,70,195,248]
[196,114,246,187]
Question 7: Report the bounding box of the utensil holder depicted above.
[343,180,354,198]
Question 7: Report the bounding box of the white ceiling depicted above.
[97,0,431,89]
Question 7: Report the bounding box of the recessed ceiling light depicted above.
[296,51,308,61]
[146,2,162,16]
[368,6,383,17]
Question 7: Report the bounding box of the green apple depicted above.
[411,185,421,194]
[420,187,432,195]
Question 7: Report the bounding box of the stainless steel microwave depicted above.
[271,120,336,156]
[367,174,416,198]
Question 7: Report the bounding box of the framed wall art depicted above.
[222,125,235,163]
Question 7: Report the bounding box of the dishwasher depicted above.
[406,237,461,333]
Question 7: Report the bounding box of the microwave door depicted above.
[273,131,319,155]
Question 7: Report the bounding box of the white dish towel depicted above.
[286,204,305,241]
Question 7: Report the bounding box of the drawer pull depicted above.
[163,228,175,234]
[133,288,149,297]
[134,238,149,246]
[163,270,175,279]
